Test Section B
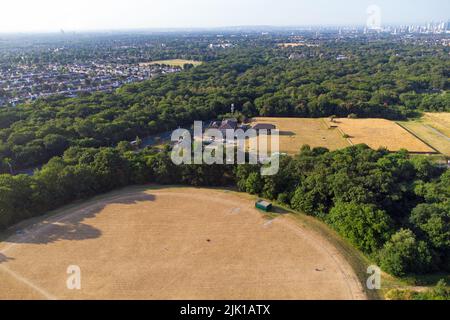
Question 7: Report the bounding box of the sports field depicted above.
[333,118,436,154]
[423,113,450,137]
[399,113,450,156]
[249,117,350,155]
[140,59,202,68]
[0,187,365,300]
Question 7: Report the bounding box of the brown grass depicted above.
[248,117,350,155]
[423,113,450,137]
[334,118,436,153]
[0,186,365,300]
[399,121,450,157]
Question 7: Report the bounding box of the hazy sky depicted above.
[0,0,448,32]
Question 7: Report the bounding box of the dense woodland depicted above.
[0,35,449,279]
[0,39,449,171]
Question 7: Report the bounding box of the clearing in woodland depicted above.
[0,186,366,300]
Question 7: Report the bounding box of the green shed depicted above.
[255,200,272,212]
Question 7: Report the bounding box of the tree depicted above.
[414,170,450,204]
[410,156,440,181]
[117,141,133,153]
[245,172,263,195]
[327,202,393,253]
[410,203,450,250]
[379,229,432,276]
[124,152,152,185]
[234,164,259,192]
[290,171,331,216]
[420,279,450,300]
[135,136,142,148]
[92,148,130,191]
[0,174,34,228]
[1,157,14,175]
[43,134,69,157]
[146,152,179,184]
[57,164,99,200]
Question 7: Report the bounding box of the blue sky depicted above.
[0,0,448,32]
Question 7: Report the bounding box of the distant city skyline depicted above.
[0,0,449,33]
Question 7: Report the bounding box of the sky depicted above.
[0,0,448,32]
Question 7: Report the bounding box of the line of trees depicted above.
[0,143,448,277]
[0,144,235,230]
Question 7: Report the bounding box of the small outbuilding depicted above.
[255,200,273,212]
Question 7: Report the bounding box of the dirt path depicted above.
[0,187,366,300]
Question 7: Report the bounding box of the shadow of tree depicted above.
[0,252,14,264]
[279,131,296,136]
[5,192,156,246]
[272,205,291,215]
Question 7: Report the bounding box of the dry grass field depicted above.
[423,113,450,137]
[399,122,450,157]
[140,59,202,68]
[398,113,450,157]
[248,117,350,155]
[0,187,365,300]
[332,118,436,154]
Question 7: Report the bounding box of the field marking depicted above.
[320,119,354,146]
[228,207,241,215]
[0,192,148,300]
[424,113,450,136]
[0,264,58,300]
[276,217,366,300]
[396,122,440,154]
[424,124,450,141]
[263,219,276,228]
